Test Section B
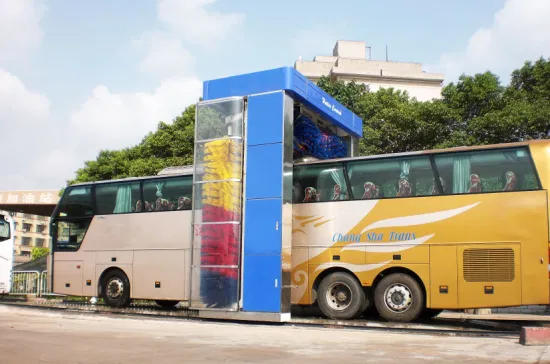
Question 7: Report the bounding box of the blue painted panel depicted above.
[247,92,283,146]
[242,255,282,312]
[245,144,282,199]
[244,199,282,256]
[201,67,363,137]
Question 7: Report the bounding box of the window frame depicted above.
[430,145,543,196]
[94,180,142,216]
[141,174,194,213]
[344,154,439,201]
[291,145,542,204]
[292,162,351,204]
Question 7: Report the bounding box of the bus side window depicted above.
[433,147,541,194]
[95,182,141,215]
[346,156,435,199]
[143,176,193,212]
[293,163,348,203]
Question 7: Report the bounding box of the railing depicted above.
[9,270,52,296]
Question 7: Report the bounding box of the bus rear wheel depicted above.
[317,272,365,320]
[101,269,131,308]
[155,300,180,309]
[374,273,424,323]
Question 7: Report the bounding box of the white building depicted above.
[295,40,444,101]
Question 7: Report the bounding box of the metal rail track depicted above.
[0,300,520,338]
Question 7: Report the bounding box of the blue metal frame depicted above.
[197,67,362,319]
[202,67,363,138]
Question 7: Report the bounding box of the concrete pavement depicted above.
[1,305,550,363]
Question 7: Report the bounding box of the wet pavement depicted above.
[0,305,549,363]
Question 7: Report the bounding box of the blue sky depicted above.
[1,0,549,190]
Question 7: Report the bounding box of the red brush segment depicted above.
[200,204,241,278]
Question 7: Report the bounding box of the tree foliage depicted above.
[66,58,550,186]
[31,247,50,261]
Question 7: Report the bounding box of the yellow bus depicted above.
[50,140,550,322]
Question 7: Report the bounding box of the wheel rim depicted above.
[106,277,124,300]
[325,282,353,311]
[384,283,413,313]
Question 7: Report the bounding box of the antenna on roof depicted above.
[385,45,388,61]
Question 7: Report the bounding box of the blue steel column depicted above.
[242,91,291,313]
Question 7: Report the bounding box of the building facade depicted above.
[294,40,444,101]
[11,212,51,265]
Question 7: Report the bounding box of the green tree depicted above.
[31,247,50,260]
[316,77,369,115]
[442,71,505,121]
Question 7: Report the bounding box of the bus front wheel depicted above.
[374,273,424,323]
[101,270,131,308]
[317,272,365,320]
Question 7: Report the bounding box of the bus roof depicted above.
[69,169,193,188]
[293,139,550,166]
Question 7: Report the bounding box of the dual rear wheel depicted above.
[317,271,427,323]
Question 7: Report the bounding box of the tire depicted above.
[101,269,131,308]
[420,308,443,319]
[155,300,180,309]
[317,272,366,320]
[374,273,424,323]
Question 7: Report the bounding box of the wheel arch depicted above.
[311,266,363,304]
[372,266,428,306]
[97,266,131,298]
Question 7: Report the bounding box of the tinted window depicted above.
[143,176,193,212]
[57,186,93,218]
[293,163,348,203]
[95,181,141,215]
[55,220,90,251]
[433,147,540,194]
[347,156,436,199]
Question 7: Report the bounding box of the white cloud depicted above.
[157,0,245,46]
[134,31,195,78]
[0,0,46,62]
[0,68,56,189]
[69,77,202,153]
[0,0,238,190]
[433,0,550,83]
[0,68,50,122]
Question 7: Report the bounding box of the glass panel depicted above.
[196,99,244,141]
[347,156,435,199]
[142,176,193,212]
[191,266,239,310]
[193,139,243,182]
[293,163,348,203]
[193,182,242,222]
[192,223,241,260]
[0,217,10,240]
[433,147,541,194]
[95,182,141,215]
[54,220,90,251]
[57,186,93,218]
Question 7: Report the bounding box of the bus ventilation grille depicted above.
[463,248,515,282]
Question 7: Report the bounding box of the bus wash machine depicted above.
[189,66,363,322]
